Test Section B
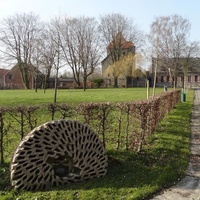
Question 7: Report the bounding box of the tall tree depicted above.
[0,13,42,89]
[36,25,58,93]
[181,41,200,90]
[105,53,139,88]
[48,18,65,103]
[148,15,192,89]
[58,16,101,90]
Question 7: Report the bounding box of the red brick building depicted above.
[0,65,44,89]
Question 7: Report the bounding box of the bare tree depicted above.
[148,15,192,89]
[181,41,200,91]
[0,13,42,89]
[76,17,101,90]
[99,13,143,87]
[58,16,101,90]
[48,18,65,103]
[37,26,58,93]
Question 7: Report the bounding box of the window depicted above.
[9,74,12,79]
[161,76,164,83]
[188,76,191,82]
[195,75,198,82]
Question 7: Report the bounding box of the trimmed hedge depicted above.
[0,90,181,164]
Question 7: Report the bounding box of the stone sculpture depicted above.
[10,120,108,190]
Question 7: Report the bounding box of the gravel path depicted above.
[151,89,200,200]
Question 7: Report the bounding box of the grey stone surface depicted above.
[151,89,200,200]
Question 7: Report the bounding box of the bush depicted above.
[94,78,104,88]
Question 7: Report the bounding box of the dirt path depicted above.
[151,89,200,200]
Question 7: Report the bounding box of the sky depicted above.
[0,0,200,42]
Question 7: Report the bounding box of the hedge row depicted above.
[0,90,181,164]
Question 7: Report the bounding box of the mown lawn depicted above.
[0,88,193,200]
[0,87,166,106]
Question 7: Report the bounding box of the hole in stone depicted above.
[24,146,31,150]
[51,140,57,145]
[45,146,52,150]
[58,122,62,129]
[35,144,42,148]
[35,169,40,175]
[79,152,83,158]
[13,170,23,177]
[43,140,49,145]
[90,172,97,176]
[44,136,50,141]
[73,122,77,129]
[74,131,78,139]
[45,131,50,136]
[38,175,43,183]
[35,149,43,153]
[84,166,90,171]
[61,120,65,128]
[16,155,25,160]
[52,135,57,141]
[26,164,34,170]
[88,143,92,149]
[18,160,27,165]
[48,124,54,130]
[31,158,39,162]
[43,173,50,181]
[27,174,34,182]
[17,184,24,191]
[79,136,83,144]
[34,131,42,136]
[29,167,36,174]
[75,140,78,147]
[60,138,65,145]
[47,151,54,155]
[36,160,43,165]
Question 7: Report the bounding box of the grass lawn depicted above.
[0,88,193,200]
[0,87,167,106]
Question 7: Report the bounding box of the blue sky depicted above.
[0,0,200,41]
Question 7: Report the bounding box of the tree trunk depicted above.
[34,75,38,92]
[83,76,87,91]
[54,68,59,103]
[152,61,157,97]
[0,113,4,164]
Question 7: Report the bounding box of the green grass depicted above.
[0,88,193,200]
[0,87,166,106]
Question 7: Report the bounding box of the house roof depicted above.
[107,32,134,49]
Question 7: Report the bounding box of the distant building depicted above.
[0,69,10,89]
[101,33,146,87]
[0,64,44,89]
[151,57,200,88]
[101,33,135,75]
[47,77,75,89]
